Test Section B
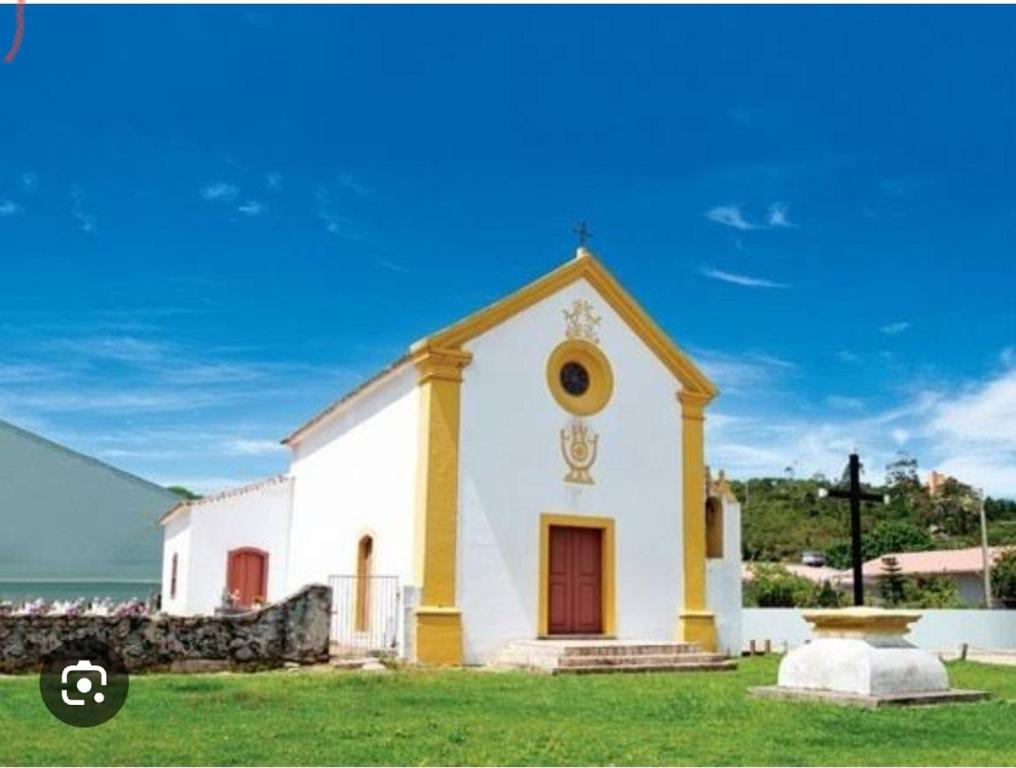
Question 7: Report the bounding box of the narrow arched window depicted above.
[355,535,374,632]
[706,498,724,559]
[170,553,179,599]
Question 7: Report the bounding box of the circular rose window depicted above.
[546,340,613,415]
[559,361,591,396]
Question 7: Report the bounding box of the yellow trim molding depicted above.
[676,390,717,652]
[801,608,922,639]
[411,249,717,400]
[411,346,472,665]
[415,606,464,666]
[546,339,614,416]
[537,513,616,637]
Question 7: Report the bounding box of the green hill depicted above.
[733,454,1016,566]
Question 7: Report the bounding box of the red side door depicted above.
[548,526,603,634]
[227,548,268,607]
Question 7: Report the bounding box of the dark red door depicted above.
[227,548,268,607]
[548,526,603,634]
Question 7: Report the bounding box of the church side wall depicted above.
[456,277,686,664]
[187,480,293,615]
[706,498,742,656]
[161,513,191,615]
[285,366,419,596]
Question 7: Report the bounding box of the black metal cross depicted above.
[825,453,885,606]
[573,221,591,248]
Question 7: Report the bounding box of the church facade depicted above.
[160,248,742,664]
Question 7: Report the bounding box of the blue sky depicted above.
[1,5,1014,496]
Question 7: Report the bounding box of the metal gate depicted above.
[328,575,401,654]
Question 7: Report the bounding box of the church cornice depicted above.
[410,346,473,384]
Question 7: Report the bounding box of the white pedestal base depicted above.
[750,608,988,707]
[778,636,948,696]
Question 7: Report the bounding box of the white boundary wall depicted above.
[743,608,1016,653]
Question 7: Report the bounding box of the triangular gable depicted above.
[284,249,717,445]
[411,249,717,399]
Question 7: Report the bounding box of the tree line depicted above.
[736,453,1016,566]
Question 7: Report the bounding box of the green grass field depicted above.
[1,657,1014,766]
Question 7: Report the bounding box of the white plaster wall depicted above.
[163,478,293,615]
[707,499,743,656]
[286,365,419,595]
[160,512,191,615]
[457,277,691,664]
[743,607,1016,653]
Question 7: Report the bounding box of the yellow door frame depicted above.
[537,513,616,637]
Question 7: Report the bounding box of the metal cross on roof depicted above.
[573,221,592,248]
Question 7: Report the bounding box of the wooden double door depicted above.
[547,526,603,635]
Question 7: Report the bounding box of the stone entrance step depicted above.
[492,639,736,674]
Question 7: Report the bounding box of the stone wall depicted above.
[0,584,331,673]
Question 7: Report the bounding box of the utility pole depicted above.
[978,488,993,608]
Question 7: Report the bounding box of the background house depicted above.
[0,419,180,602]
[847,546,1011,606]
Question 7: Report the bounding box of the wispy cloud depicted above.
[0,363,68,384]
[237,200,265,216]
[201,182,239,202]
[880,321,911,335]
[926,369,1016,496]
[46,335,170,364]
[375,258,406,272]
[706,202,798,231]
[693,349,795,396]
[826,395,865,411]
[707,394,940,488]
[766,202,795,228]
[70,188,97,234]
[705,205,756,231]
[0,312,374,492]
[160,363,269,385]
[224,438,287,456]
[705,353,1016,498]
[0,199,21,216]
[318,211,362,239]
[20,172,38,192]
[700,267,789,289]
[878,178,909,198]
[315,185,365,240]
[265,173,283,190]
[337,172,370,197]
[931,370,1016,444]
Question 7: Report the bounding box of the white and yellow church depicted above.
[160,247,743,665]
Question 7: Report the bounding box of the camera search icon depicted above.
[39,639,129,727]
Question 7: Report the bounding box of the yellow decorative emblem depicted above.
[560,421,599,485]
[563,299,601,345]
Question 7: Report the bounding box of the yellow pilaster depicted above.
[676,390,717,652]
[412,345,472,665]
